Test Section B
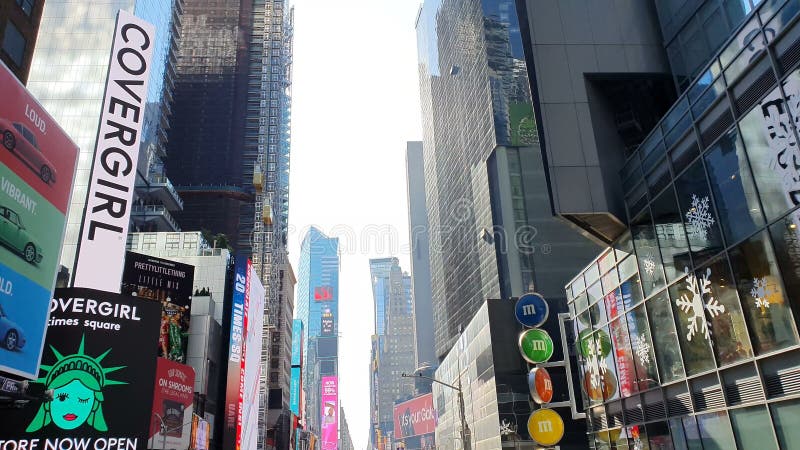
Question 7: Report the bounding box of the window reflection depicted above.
[696,411,736,450]
[646,291,685,382]
[730,405,779,450]
[675,159,725,265]
[627,305,659,390]
[652,188,692,282]
[609,314,637,398]
[632,212,667,297]
[669,273,717,375]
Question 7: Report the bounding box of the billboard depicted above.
[0,288,160,449]
[191,415,210,450]
[291,319,303,367]
[149,358,195,450]
[0,61,79,379]
[314,286,333,301]
[320,376,338,450]
[73,10,155,291]
[321,308,334,336]
[289,367,301,416]
[121,251,194,362]
[223,258,264,450]
[393,394,436,438]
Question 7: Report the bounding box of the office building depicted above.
[1,0,43,83]
[416,0,601,362]
[27,0,185,277]
[508,0,800,448]
[295,227,339,437]
[338,406,354,450]
[405,141,436,368]
[368,258,416,448]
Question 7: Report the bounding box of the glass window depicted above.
[2,22,26,67]
[740,85,800,222]
[633,212,667,297]
[577,327,618,402]
[696,412,736,450]
[769,213,800,330]
[704,128,765,244]
[646,291,685,382]
[646,421,675,450]
[771,399,800,449]
[652,188,692,282]
[730,406,779,450]
[699,256,753,366]
[669,417,689,450]
[627,305,659,390]
[730,231,799,354]
[609,314,637,397]
[675,159,725,265]
[669,273,716,375]
[681,416,704,450]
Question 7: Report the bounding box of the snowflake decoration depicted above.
[685,194,716,240]
[751,276,773,313]
[585,338,609,389]
[675,267,725,341]
[642,252,657,278]
[633,334,651,367]
[499,419,517,436]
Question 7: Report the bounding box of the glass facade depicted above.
[568,1,800,447]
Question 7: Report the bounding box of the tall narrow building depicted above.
[295,227,339,439]
[368,257,416,449]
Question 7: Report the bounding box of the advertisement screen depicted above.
[320,376,338,450]
[240,263,265,450]
[224,259,248,450]
[289,367,301,416]
[0,61,79,379]
[191,415,210,450]
[0,288,161,449]
[149,358,195,450]
[314,286,333,301]
[291,319,303,367]
[393,394,436,438]
[121,251,195,362]
[73,11,155,291]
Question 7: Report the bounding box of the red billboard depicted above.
[150,358,195,450]
[394,393,436,438]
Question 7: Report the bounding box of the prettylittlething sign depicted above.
[73,10,155,291]
[514,293,548,328]
[518,328,554,364]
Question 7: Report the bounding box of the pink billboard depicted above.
[394,393,436,438]
[320,376,338,450]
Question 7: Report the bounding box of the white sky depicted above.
[287,1,423,449]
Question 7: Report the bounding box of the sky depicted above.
[286,1,424,449]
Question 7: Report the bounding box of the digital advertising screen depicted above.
[240,263,265,450]
[223,258,248,450]
[321,308,334,336]
[320,376,338,450]
[0,60,79,379]
[313,286,333,301]
[291,319,303,367]
[0,288,161,449]
[289,367,301,416]
[148,358,195,450]
[121,251,195,363]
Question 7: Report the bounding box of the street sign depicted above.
[518,328,554,363]
[528,367,553,404]
[527,408,564,446]
[515,293,549,328]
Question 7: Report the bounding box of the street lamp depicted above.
[400,372,470,450]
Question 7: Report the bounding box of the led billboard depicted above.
[149,358,195,450]
[289,367,301,416]
[121,251,195,362]
[223,259,248,450]
[314,286,333,301]
[291,319,303,367]
[394,393,436,438]
[0,288,161,449]
[0,60,79,379]
[320,376,338,450]
[321,308,334,336]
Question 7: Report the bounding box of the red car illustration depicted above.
[0,118,56,185]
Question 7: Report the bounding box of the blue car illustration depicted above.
[0,303,25,351]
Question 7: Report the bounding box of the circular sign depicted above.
[577,328,612,359]
[582,370,617,401]
[515,293,549,328]
[527,408,564,447]
[528,367,553,404]
[518,329,554,364]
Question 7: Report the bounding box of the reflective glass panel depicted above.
[696,411,736,450]
[632,212,667,297]
[646,290,685,382]
[669,274,716,375]
[730,405,778,450]
[627,304,659,390]
[769,213,800,333]
[609,314,637,397]
[771,399,800,449]
[652,188,692,282]
[675,159,724,266]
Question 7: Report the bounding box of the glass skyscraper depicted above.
[295,227,339,437]
[26,0,184,276]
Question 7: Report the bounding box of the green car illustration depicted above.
[0,205,42,264]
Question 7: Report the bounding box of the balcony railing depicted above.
[131,204,181,232]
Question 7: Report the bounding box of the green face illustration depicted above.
[25,335,126,433]
[50,379,95,430]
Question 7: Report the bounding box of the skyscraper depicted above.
[295,227,339,438]
[416,0,601,362]
[1,0,44,84]
[27,0,185,276]
[369,257,416,448]
[405,141,436,368]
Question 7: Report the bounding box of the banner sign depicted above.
[224,259,248,450]
[320,376,338,450]
[393,393,436,438]
[121,251,194,362]
[0,61,79,379]
[148,358,195,450]
[190,415,210,450]
[289,367,301,416]
[291,319,303,367]
[0,288,160,449]
[321,308,334,336]
[73,10,155,291]
[240,262,264,450]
